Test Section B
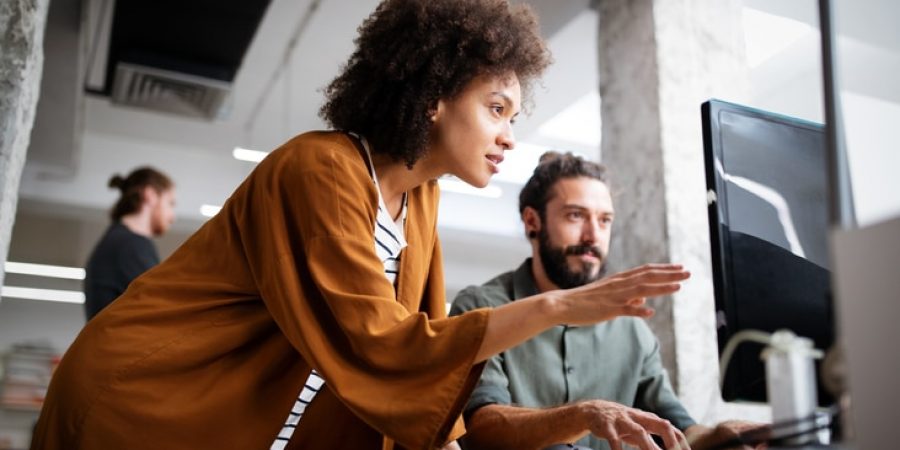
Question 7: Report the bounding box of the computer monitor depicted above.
[701,99,835,407]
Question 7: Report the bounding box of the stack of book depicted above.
[0,343,59,411]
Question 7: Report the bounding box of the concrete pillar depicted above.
[0,0,49,288]
[597,0,764,423]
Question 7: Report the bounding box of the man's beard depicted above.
[537,228,607,289]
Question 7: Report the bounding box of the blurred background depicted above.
[0,0,896,447]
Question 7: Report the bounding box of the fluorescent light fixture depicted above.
[200,204,222,218]
[1,286,85,304]
[233,146,268,163]
[438,178,503,199]
[743,8,815,68]
[536,90,602,148]
[4,261,85,280]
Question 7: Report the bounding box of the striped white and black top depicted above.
[270,134,407,450]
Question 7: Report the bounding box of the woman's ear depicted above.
[429,99,446,123]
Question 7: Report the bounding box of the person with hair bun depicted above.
[32,2,688,449]
[83,167,175,320]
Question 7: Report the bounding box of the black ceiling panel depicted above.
[103,0,272,94]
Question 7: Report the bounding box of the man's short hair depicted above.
[518,151,608,218]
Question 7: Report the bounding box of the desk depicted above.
[770,444,851,449]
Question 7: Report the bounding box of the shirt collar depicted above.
[512,257,541,300]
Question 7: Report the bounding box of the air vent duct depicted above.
[111,62,232,120]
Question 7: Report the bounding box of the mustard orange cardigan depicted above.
[32,131,491,450]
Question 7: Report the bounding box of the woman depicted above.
[31,1,689,449]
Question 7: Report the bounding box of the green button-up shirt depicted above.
[450,259,695,450]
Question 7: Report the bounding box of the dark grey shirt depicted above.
[450,259,695,450]
[83,222,159,320]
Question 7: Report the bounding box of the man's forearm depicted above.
[464,400,689,450]
[686,421,769,450]
[463,403,588,450]
[685,424,712,443]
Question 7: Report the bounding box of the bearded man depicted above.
[451,152,761,450]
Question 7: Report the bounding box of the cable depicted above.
[244,0,322,136]
[719,329,825,393]
[718,329,773,393]
[707,403,842,450]
[717,329,833,449]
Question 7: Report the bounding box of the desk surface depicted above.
[770,444,852,450]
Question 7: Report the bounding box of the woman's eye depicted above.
[492,105,504,115]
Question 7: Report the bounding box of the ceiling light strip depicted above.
[233,147,268,163]
[4,262,86,280]
[200,204,222,218]
[1,286,85,304]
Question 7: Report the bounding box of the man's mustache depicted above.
[563,243,605,259]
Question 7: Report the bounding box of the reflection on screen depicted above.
[719,110,830,270]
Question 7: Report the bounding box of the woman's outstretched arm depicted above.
[474,263,690,362]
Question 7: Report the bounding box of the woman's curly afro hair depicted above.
[320,0,552,168]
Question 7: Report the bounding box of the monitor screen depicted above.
[702,99,835,406]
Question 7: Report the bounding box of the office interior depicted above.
[0,0,897,448]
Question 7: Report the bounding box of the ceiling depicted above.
[8,0,900,286]
[19,0,597,233]
[7,0,600,307]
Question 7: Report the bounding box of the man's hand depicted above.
[687,421,770,450]
[578,399,690,450]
